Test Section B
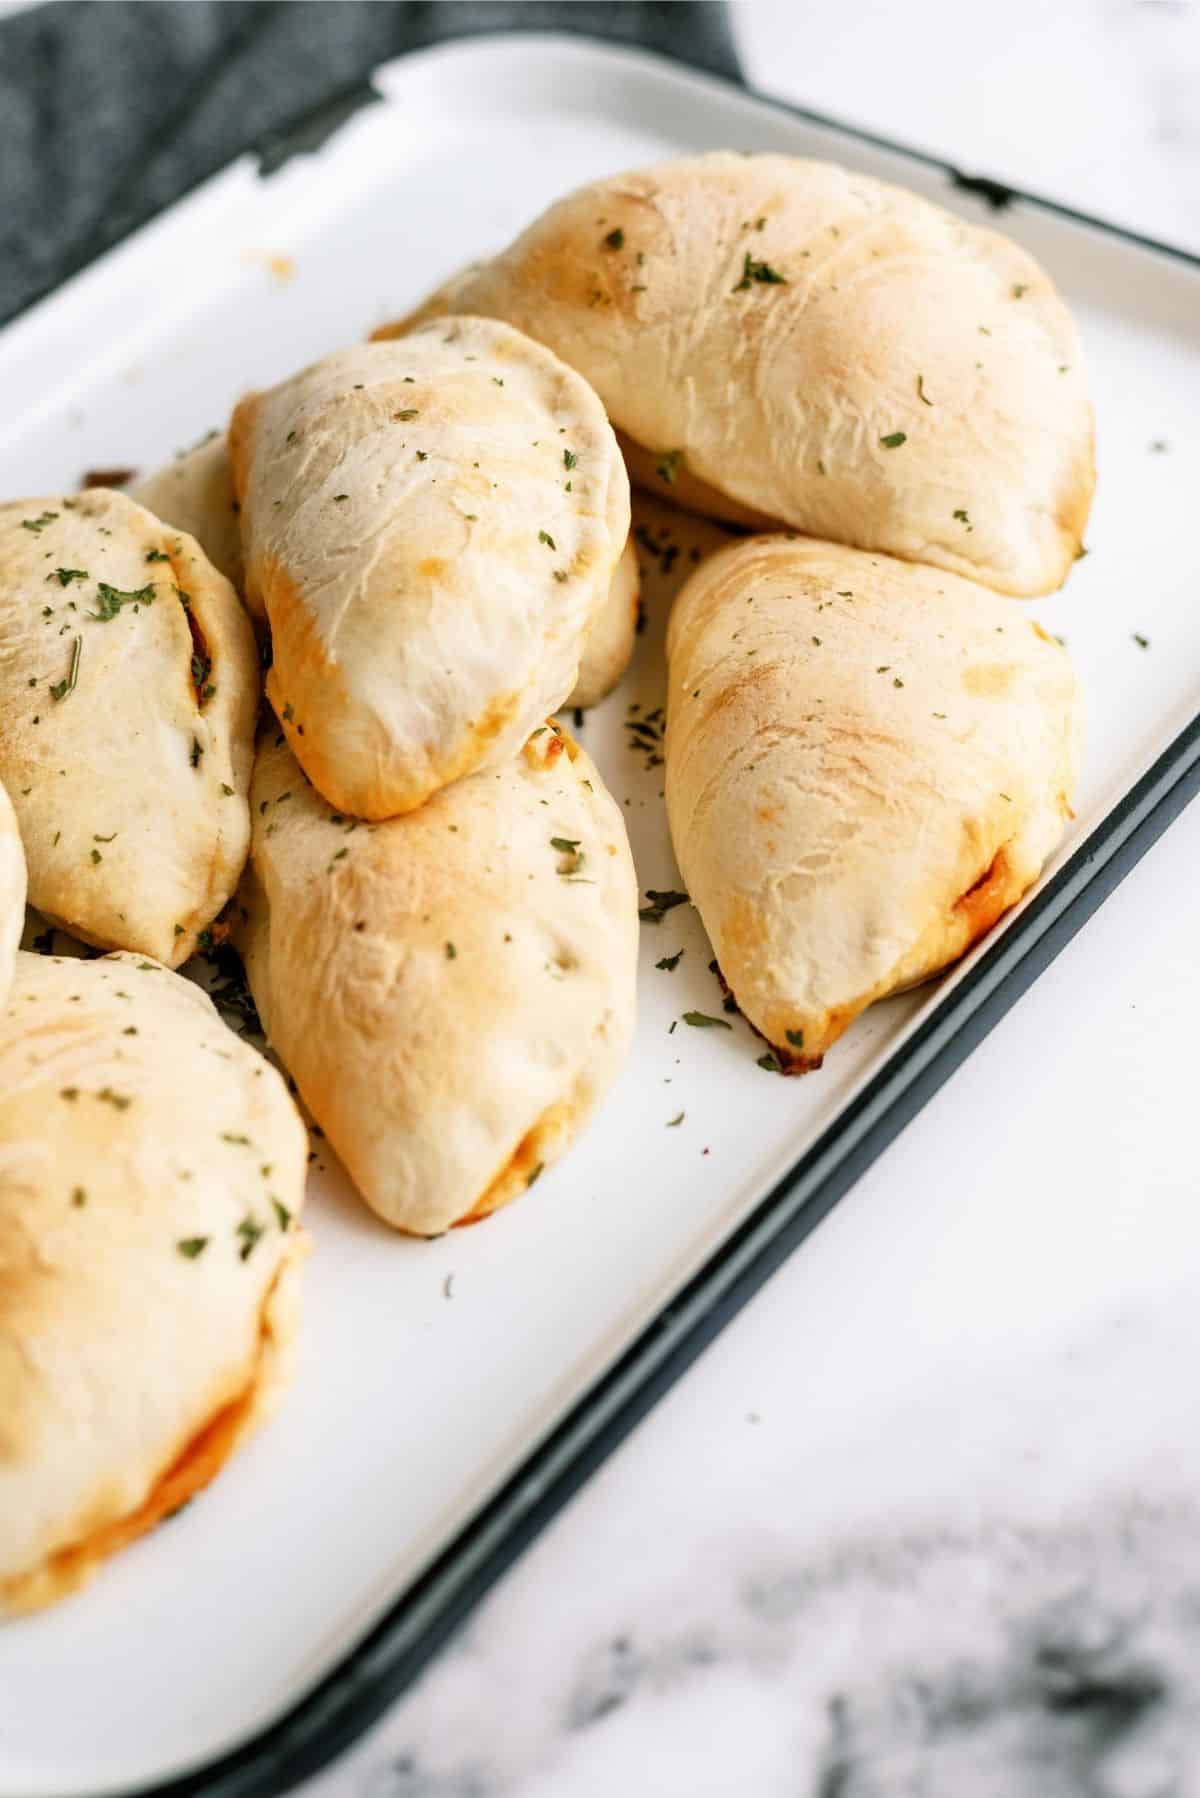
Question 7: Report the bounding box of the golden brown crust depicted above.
[567,535,641,709]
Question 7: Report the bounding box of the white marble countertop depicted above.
[302,3,1196,1792]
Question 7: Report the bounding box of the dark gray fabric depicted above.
[0,1,740,325]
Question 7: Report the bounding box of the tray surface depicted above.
[1,33,1198,1798]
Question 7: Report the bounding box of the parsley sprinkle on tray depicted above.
[639,889,688,924]
[683,1010,732,1030]
[50,636,81,702]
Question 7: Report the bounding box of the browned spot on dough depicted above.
[962,662,1015,697]
[417,557,447,581]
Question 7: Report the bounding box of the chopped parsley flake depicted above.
[177,1237,209,1259]
[236,1215,265,1261]
[538,529,556,550]
[603,227,625,250]
[733,253,787,291]
[879,431,907,449]
[48,567,88,586]
[656,949,684,971]
[656,449,682,485]
[21,511,58,534]
[50,636,81,701]
[683,1010,732,1030]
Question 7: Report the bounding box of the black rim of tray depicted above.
[49,35,1200,1798]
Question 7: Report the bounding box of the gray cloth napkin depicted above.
[0,0,740,325]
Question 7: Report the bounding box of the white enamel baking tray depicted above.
[1,32,1198,1798]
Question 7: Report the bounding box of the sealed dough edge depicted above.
[375,152,1096,598]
